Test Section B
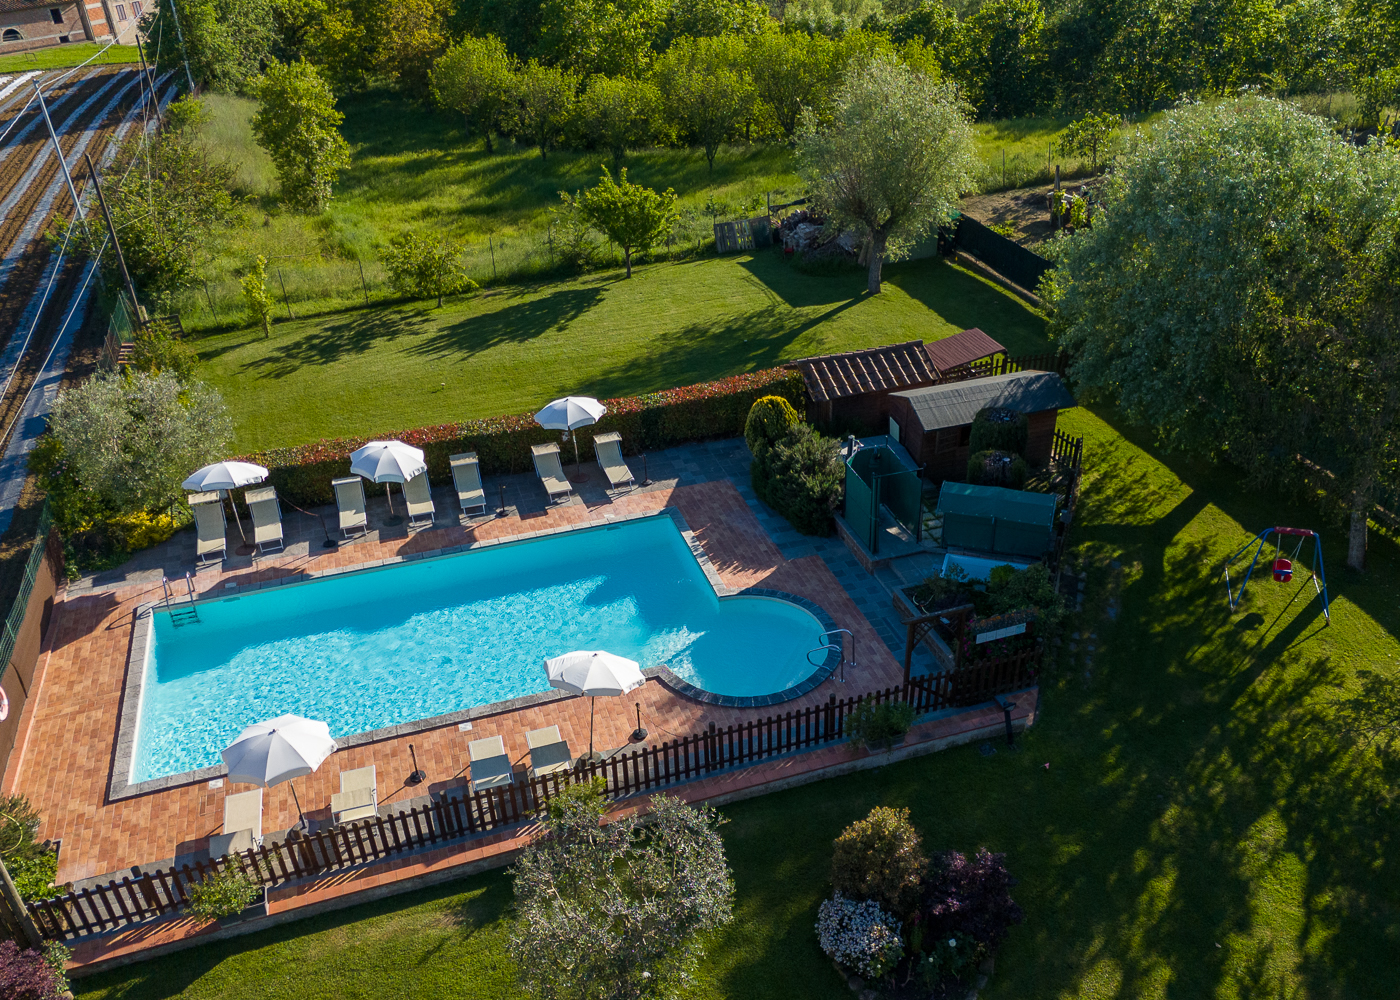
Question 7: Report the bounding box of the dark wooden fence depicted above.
[952,216,1053,295]
[27,658,1038,943]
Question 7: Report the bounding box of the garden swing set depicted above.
[1223,527,1331,625]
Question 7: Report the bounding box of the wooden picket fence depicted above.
[26,658,1038,943]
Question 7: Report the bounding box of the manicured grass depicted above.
[75,402,1400,998]
[196,251,1048,451]
[0,43,140,72]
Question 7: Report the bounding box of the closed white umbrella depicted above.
[534,396,607,477]
[544,650,645,762]
[183,461,268,542]
[349,440,426,521]
[222,714,337,832]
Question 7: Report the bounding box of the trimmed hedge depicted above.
[968,407,1029,457]
[240,368,807,508]
[967,449,1029,489]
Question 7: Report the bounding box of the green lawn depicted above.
[0,43,140,72]
[197,251,1047,451]
[74,403,1400,998]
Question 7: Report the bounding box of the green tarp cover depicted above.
[937,482,1058,558]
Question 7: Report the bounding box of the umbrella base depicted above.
[381,516,404,528]
[569,473,590,484]
[406,769,427,786]
[235,544,257,556]
[630,727,648,744]
[575,751,605,767]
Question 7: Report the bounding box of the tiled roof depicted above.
[795,341,939,403]
[925,327,1006,374]
[0,0,67,13]
[891,371,1078,431]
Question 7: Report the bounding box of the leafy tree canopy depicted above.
[251,60,353,211]
[576,166,679,276]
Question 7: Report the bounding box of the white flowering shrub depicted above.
[816,892,905,979]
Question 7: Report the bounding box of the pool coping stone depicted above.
[106,505,840,801]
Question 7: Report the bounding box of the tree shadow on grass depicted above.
[886,258,1050,354]
[237,308,433,380]
[735,250,866,309]
[404,285,604,361]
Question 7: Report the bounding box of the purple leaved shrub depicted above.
[0,939,62,1000]
[919,848,1024,951]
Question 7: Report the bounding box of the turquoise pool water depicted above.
[133,516,825,782]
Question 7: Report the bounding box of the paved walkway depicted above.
[5,437,949,885]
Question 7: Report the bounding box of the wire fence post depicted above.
[202,279,218,321]
[489,237,497,280]
[276,267,293,319]
[357,259,369,307]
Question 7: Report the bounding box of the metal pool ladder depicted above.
[162,573,201,626]
[807,628,855,682]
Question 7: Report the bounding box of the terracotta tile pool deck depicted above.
[2,478,910,885]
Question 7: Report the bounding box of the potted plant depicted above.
[187,864,267,925]
[846,700,916,752]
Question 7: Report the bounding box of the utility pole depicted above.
[85,151,140,313]
[134,32,162,124]
[33,81,87,229]
[166,0,197,93]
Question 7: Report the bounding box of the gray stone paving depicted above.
[73,436,940,676]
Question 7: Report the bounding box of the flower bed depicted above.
[240,368,806,508]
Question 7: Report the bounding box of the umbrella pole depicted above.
[386,482,395,515]
[574,432,581,473]
[588,695,596,758]
[289,780,306,832]
[227,490,246,541]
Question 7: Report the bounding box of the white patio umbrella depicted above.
[349,440,426,520]
[544,650,646,762]
[222,714,337,832]
[182,461,268,542]
[534,396,607,475]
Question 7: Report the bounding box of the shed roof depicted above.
[937,482,1058,527]
[795,341,938,403]
[891,371,1077,432]
[0,0,71,12]
[925,328,1005,374]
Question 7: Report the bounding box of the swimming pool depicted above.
[130,514,830,783]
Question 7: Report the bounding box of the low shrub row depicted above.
[241,368,806,508]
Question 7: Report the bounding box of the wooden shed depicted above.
[795,341,940,431]
[888,371,1077,481]
[924,327,1005,377]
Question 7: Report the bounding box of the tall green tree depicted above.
[961,0,1049,118]
[744,29,841,137]
[576,166,679,276]
[571,75,663,167]
[797,55,978,294]
[241,254,275,337]
[508,60,579,159]
[1057,111,1119,171]
[653,36,755,170]
[431,34,516,152]
[250,60,352,212]
[660,0,769,47]
[144,0,279,92]
[536,0,668,76]
[1043,97,1400,570]
[381,233,476,305]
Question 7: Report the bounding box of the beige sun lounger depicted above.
[330,765,378,824]
[210,788,263,857]
[468,735,514,792]
[333,476,368,538]
[531,442,572,503]
[245,485,284,555]
[592,431,635,492]
[189,492,226,565]
[402,471,436,530]
[526,725,572,778]
[449,452,486,516]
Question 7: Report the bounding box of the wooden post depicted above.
[0,857,45,948]
[277,268,294,319]
[358,259,370,307]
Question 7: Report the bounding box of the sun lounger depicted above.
[245,485,284,555]
[189,491,226,565]
[402,471,436,530]
[592,431,635,492]
[333,476,369,538]
[468,735,514,792]
[449,452,486,516]
[330,765,378,824]
[526,725,572,778]
[531,442,572,503]
[209,788,263,857]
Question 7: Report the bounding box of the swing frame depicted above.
[1223,527,1330,624]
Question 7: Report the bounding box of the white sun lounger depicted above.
[531,442,572,504]
[403,471,436,530]
[330,765,378,824]
[189,492,226,566]
[333,476,369,538]
[245,485,284,555]
[526,725,572,778]
[592,431,635,493]
[210,788,263,857]
[468,735,514,792]
[449,452,486,516]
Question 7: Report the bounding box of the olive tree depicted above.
[797,55,978,294]
[576,166,679,277]
[47,371,233,515]
[512,793,734,1000]
[430,34,515,153]
[1044,97,1400,570]
[250,60,352,212]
